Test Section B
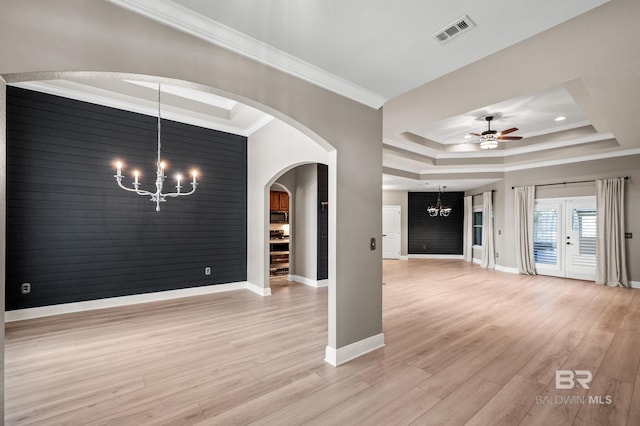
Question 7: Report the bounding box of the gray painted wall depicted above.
[292,164,319,280]
[382,190,408,257]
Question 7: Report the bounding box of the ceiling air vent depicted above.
[432,15,475,44]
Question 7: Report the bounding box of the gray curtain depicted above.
[596,178,628,287]
[480,191,495,268]
[514,186,536,275]
[463,196,473,262]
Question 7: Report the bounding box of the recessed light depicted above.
[555,116,566,122]
[464,135,472,139]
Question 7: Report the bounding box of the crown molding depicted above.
[106,0,387,109]
[10,81,273,137]
[384,147,640,177]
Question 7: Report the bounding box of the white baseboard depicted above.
[407,254,464,259]
[631,281,640,289]
[495,264,520,274]
[245,281,272,296]
[5,281,270,322]
[472,258,481,265]
[324,333,385,367]
[399,256,409,260]
[289,274,328,288]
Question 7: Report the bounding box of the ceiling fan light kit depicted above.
[480,139,499,150]
[470,115,522,149]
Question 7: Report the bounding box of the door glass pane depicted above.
[534,208,558,264]
[473,211,482,245]
[572,208,596,256]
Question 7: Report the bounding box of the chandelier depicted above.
[114,84,198,211]
[427,186,452,217]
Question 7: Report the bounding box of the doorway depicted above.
[382,205,401,259]
[533,197,596,280]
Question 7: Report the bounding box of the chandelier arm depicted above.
[135,189,157,197]
[115,176,154,196]
[162,182,198,198]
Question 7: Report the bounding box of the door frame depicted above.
[534,196,596,280]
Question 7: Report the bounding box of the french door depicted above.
[533,197,596,280]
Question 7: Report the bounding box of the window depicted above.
[473,210,483,246]
[533,207,558,265]
[573,208,596,256]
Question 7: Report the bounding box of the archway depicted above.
[267,163,330,290]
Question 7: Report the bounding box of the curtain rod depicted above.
[511,176,628,190]
[468,189,496,197]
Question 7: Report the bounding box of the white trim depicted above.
[5,282,270,322]
[324,333,385,366]
[10,81,274,138]
[495,264,520,274]
[105,0,386,109]
[289,275,328,288]
[386,148,640,176]
[631,281,640,289]
[245,281,272,296]
[407,254,464,259]
[399,256,409,260]
[472,257,481,265]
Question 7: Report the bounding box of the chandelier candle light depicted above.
[427,186,452,217]
[114,84,198,211]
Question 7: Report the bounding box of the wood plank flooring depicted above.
[5,259,640,425]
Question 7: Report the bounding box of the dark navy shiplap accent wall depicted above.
[408,191,464,255]
[317,163,328,280]
[6,86,247,310]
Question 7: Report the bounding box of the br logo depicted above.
[555,370,592,389]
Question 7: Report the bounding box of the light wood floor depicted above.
[5,259,640,425]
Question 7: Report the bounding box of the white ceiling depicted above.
[19,0,639,192]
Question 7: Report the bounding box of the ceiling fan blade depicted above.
[498,136,523,140]
[499,127,519,135]
[469,132,482,136]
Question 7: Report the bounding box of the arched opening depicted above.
[267,163,329,291]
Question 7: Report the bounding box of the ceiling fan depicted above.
[470,115,522,149]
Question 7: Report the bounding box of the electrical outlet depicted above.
[496,252,499,258]
[21,283,31,294]
[204,267,211,276]
[625,233,633,239]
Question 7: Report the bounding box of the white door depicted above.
[382,205,401,259]
[565,199,597,280]
[533,197,596,281]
